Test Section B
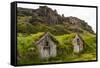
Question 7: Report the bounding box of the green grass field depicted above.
[17,32,96,65]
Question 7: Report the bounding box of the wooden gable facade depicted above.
[35,32,58,59]
[72,34,84,53]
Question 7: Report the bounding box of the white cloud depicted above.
[17,3,96,32]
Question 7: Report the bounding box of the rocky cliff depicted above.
[17,6,95,34]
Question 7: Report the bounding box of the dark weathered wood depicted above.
[35,32,57,59]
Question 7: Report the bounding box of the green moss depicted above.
[17,32,96,65]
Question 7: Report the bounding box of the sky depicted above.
[17,3,96,32]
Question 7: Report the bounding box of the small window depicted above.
[43,41,50,49]
[46,41,49,46]
[77,38,80,42]
[77,38,80,45]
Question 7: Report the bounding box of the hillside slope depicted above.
[17,6,95,35]
[17,32,96,64]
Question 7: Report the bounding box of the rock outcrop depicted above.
[17,6,95,34]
